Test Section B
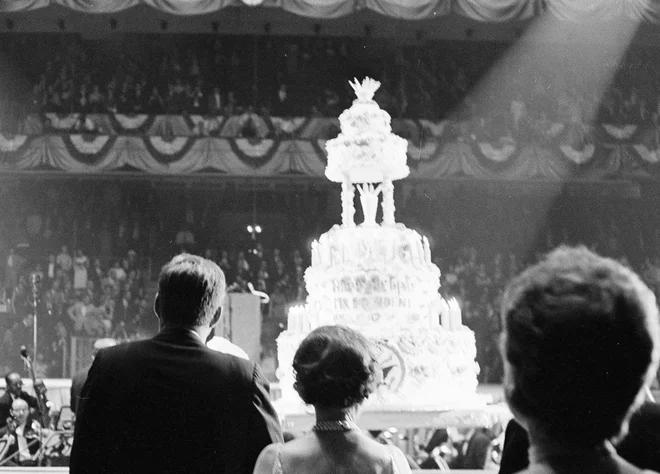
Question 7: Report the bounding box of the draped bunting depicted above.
[27,113,341,138]
[1,0,660,21]
[4,119,660,180]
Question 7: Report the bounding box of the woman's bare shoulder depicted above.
[253,443,282,474]
[384,444,412,474]
[278,435,319,456]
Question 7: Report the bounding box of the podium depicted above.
[221,293,262,362]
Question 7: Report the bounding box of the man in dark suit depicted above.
[0,372,39,436]
[70,254,283,474]
[452,428,493,470]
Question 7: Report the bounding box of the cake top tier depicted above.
[325,78,409,184]
[350,77,380,103]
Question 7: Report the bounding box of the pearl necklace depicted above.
[312,420,361,432]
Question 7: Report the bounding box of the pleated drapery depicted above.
[0,0,658,21]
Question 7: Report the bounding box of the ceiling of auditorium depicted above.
[0,2,656,46]
[0,5,531,42]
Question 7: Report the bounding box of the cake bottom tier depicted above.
[276,325,480,411]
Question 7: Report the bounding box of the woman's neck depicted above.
[314,405,359,423]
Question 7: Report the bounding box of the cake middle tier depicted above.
[306,223,441,332]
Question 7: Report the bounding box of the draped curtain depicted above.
[1,0,659,21]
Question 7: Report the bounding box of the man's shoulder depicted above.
[72,366,90,383]
[97,338,145,358]
[202,344,256,380]
[207,336,250,360]
[0,391,10,406]
[98,337,256,380]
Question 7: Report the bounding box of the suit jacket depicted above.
[69,327,283,474]
[453,429,493,469]
[500,402,660,474]
[0,391,39,436]
[70,365,91,414]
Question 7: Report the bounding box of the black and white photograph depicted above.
[0,1,660,473]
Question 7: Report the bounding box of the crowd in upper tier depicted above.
[1,34,660,133]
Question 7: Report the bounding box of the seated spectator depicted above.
[500,246,660,474]
[67,294,94,335]
[207,86,223,115]
[88,85,105,113]
[0,398,43,466]
[146,86,164,114]
[271,83,290,117]
[56,245,72,279]
[0,373,39,437]
[253,325,411,474]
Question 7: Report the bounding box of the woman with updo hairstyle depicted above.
[253,325,411,474]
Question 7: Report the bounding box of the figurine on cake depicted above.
[276,78,480,411]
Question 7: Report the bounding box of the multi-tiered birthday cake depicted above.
[277,78,480,410]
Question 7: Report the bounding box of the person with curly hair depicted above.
[500,246,660,474]
[253,325,411,474]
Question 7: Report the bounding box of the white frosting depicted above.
[305,224,440,332]
[277,324,480,409]
[277,78,480,411]
[277,222,481,409]
[325,100,409,184]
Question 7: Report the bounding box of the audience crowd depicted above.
[0,246,150,378]
[2,34,660,133]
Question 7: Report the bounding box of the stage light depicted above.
[445,7,642,260]
[247,225,254,233]
[255,225,262,233]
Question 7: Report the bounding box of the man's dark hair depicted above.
[293,325,380,409]
[156,254,226,327]
[501,246,659,446]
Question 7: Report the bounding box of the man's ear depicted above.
[153,293,161,320]
[210,306,222,328]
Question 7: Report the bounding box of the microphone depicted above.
[20,346,28,359]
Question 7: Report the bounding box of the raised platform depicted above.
[279,402,511,432]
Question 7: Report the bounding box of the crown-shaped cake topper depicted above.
[349,77,380,102]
